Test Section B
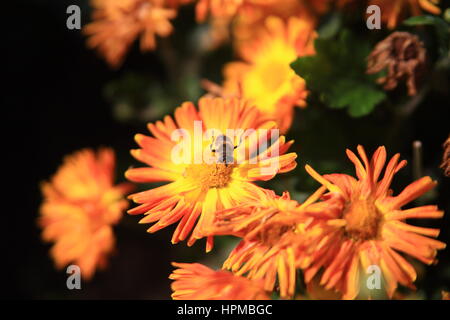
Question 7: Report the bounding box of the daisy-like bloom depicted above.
[39,148,132,279]
[231,0,316,50]
[84,0,177,67]
[369,0,441,29]
[222,16,316,133]
[297,145,446,299]
[194,0,278,49]
[211,189,324,298]
[170,262,269,299]
[125,97,297,252]
[230,0,356,49]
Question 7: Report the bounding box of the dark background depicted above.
[4,0,450,299]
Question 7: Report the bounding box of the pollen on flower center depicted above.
[343,197,382,240]
[184,163,234,188]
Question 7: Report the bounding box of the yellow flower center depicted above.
[183,163,234,189]
[259,61,289,92]
[343,197,382,240]
[242,42,298,112]
[244,60,293,111]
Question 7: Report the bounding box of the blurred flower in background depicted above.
[39,148,133,279]
[222,16,316,133]
[84,0,177,67]
[443,290,450,299]
[125,97,297,252]
[194,0,273,22]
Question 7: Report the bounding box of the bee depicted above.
[210,134,242,165]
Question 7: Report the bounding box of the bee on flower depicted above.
[125,97,297,252]
[39,148,132,279]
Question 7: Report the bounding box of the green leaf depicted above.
[327,80,386,117]
[290,29,386,117]
[403,14,447,26]
[403,15,450,57]
[346,85,386,117]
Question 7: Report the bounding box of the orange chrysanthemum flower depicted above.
[195,0,276,22]
[166,0,194,7]
[300,0,357,15]
[84,0,177,67]
[170,262,270,299]
[211,190,311,298]
[369,0,441,29]
[230,0,316,49]
[298,145,446,299]
[230,0,355,50]
[39,148,132,279]
[194,0,279,49]
[126,97,297,251]
[223,16,316,133]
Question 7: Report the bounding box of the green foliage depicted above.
[328,79,386,117]
[291,29,386,117]
[403,15,450,59]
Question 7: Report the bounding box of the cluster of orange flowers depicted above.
[39,97,446,299]
[38,0,446,299]
[166,138,445,300]
[82,0,442,130]
[83,0,441,65]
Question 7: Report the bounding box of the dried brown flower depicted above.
[441,135,450,177]
[367,32,426,96]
